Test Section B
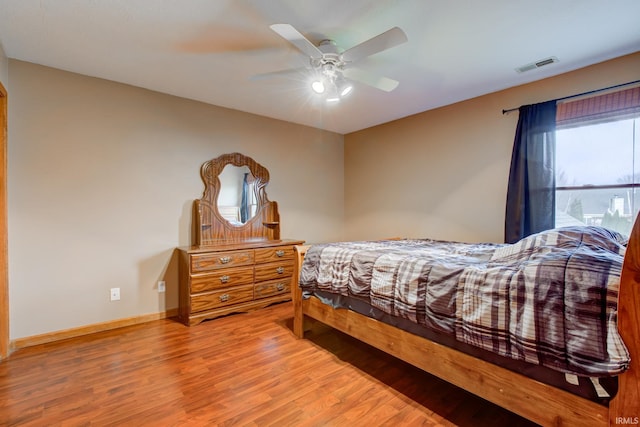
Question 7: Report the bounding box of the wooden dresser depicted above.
[179,152,304,326]
[178,239,304,326]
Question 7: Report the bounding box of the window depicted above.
[554,86,640,237]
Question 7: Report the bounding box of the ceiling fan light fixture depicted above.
[325,83,340,103]
[338,81,353,97]
[313,70,353,102]
[311,80,325,94]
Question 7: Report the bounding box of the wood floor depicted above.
[0,302,539,426]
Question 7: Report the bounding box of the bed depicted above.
[292,220,640,427]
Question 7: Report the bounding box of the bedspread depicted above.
[299,226,630,376]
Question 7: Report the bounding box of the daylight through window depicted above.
[555,108,640,236]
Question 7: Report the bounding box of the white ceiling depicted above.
[1,0,639,134]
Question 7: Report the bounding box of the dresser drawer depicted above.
[191,249,254,272]
[254,260,293,282]
[190,266,254,293]
[254,278,291,299]
[254,245,295,264]
[190,284,254,313]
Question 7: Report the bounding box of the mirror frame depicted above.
[194,153,280,245]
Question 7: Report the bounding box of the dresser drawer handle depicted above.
[219,256,232,264]
[220,275,230,283]
[219,294,230,302]
[276,266,285,274]
[275,250,285,257]
[276,283,285,291]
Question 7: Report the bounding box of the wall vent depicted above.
[515,56,559,73]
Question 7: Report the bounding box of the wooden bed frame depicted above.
[291,221,640,427]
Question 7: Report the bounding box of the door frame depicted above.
[0,81,8,359]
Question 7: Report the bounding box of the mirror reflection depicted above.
[217,165,257,226]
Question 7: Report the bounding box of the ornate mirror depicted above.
[194,153,280,245]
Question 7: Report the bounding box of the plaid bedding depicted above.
[299,226,630,376]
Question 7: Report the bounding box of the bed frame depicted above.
[292,221,640,427]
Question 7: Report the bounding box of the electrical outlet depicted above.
[110,287,120,301]
[157,281,166,293]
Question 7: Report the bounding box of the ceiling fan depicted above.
[253,24,408,102]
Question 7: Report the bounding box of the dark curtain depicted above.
[240,173,249,223]
[505,100,557,243]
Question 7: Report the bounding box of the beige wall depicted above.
[7,52,639,340]
[7,60,344,339]
[344,52,640,243]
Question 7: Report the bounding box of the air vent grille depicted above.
[516,56,559,73]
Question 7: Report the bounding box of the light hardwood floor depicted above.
[0,302,539,426]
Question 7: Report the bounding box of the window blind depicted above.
[556,86,640,127]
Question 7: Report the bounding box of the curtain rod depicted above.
[501,79,640,115]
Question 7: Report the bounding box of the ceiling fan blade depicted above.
[343,67,399,92]
[341,27,408,63]
[250,66,309,81]
[269,24,324,60]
